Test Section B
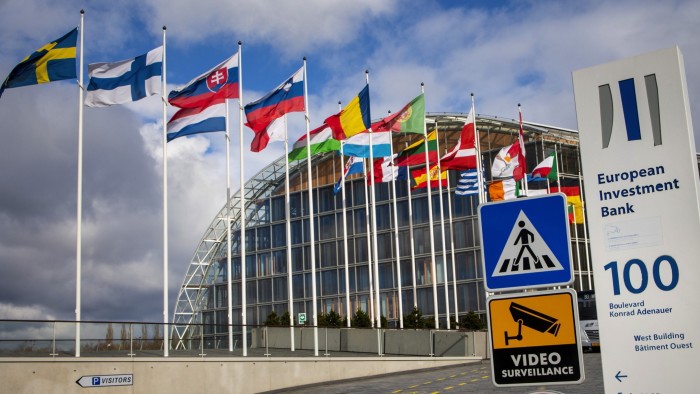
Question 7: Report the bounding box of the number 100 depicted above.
[604,255,679,295]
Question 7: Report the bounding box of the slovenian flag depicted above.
[245,67,305,152]
[168,52,239,109]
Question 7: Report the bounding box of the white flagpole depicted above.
[435,124,450,330]
[572,195,582,287]
[472,94,486,204]
[366,72,382,330]
[225,61,233,352]
[284,116,295,350]
[75,9,84,358]
[422,83,439,329]
[518,103,528,195]
[238,41,247,357]
[446,167,458,326]
[406,142,417,308]
[363,160,375,326]
[340,142,351,327]
[389,136,404,328]
[161,26,169,358]
[302,59,319,356]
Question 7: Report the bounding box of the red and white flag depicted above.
[440,107,477,170]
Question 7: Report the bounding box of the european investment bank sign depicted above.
[573,46,700,393]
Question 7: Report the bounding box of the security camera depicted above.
[505,302,560,345]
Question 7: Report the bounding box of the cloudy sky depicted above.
[0,0,698,324]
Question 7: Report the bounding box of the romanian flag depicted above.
[372,93,425,134]
[0,28,78,99]
[412,164,447,189]
[325,84,371,140]
[394,130,438,167]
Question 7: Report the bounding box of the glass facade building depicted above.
[171,113,592,349]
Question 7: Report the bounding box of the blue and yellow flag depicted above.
[0,27,78,99]
[325,84,371,140]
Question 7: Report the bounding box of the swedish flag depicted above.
[0,27,78,99]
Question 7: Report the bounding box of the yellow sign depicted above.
[489,290,577,349]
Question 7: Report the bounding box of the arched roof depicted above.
[170,112,580,345]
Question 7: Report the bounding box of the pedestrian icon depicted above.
[492,210,564,277]
[480,194,573,291]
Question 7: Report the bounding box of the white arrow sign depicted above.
[76,374,133,388]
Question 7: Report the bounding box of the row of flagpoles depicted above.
[0,11,590,357]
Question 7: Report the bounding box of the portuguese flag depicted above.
[394,129,438,167]
[372,93,425,134]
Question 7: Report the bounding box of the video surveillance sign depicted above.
[478,193,574,291]
[487,288,584,387]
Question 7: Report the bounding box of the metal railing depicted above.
[0,319,486,359]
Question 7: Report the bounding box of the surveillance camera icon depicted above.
[505,302,561,346]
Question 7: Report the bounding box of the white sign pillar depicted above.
[573,46,700,393]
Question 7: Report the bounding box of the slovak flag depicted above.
[168,52,239,109]
[166,53,239,142]
[245,67,305,152]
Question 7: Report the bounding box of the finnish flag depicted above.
[85,46,163,107]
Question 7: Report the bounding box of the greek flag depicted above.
[455,169,481,196]
[85,46,163,107]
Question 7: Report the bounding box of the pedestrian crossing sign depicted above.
[478,193,574,291]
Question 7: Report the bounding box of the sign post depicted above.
[487,289,584,387]
[573,46,700,392]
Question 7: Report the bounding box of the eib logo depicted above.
[598,74,662,148]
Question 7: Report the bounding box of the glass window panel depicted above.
[292,247,303,272]
[290,193,302,218]
[320,241,336,268]
[354,237,368,263]
[290,220,302,245]
[319,214,336,240]
[375,204,391,230]
[353,209,367,234]
[292,274,304,299]
[271,223,285,248]
[258,278,272,303]
[356,265,369,292]
[273,277,287,302]
[379,262,393,289]
[258,226,271,250]
[273,250,286,274]
[321,270,338,296]
[271,196,285,222]
[377,233,393,260]
[245,255,256,278]
[258,253,271,277]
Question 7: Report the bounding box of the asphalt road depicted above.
[268,352,604,394]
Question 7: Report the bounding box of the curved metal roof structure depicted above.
[170,112,581,347]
